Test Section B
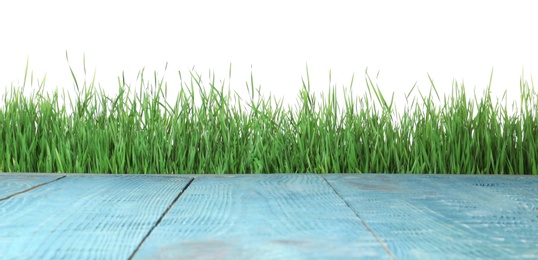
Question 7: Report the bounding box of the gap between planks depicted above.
[321,175,396,259]
[0,175,66,201]
[128,177,196,260]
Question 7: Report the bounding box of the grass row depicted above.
[1,59,537,174]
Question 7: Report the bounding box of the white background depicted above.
[1,0,537,117]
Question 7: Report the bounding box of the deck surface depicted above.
[1,173,537,259]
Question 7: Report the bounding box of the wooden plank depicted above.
[134,174,390,259]
[0,174,64,200]
[324,174,538,259]
[0,175,192,259]
[451,175,538,213]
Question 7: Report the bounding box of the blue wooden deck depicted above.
[1,173,537,259]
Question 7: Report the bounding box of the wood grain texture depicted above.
[453,175,538,214]
[324,174,538,259]
[0,175,192,259]
[0,174,63,199]
[134,174,390,259]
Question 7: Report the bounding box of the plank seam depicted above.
[321,175,396,259]
[0,175,67,201]
[129,177,195,260]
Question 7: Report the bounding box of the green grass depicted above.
[1,58,537,174]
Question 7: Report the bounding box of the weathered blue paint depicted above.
[324,174,538,259]
[0,174,536,259]
[0,174,192,259]
[134,174,389,259]
[0,174,63,199]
